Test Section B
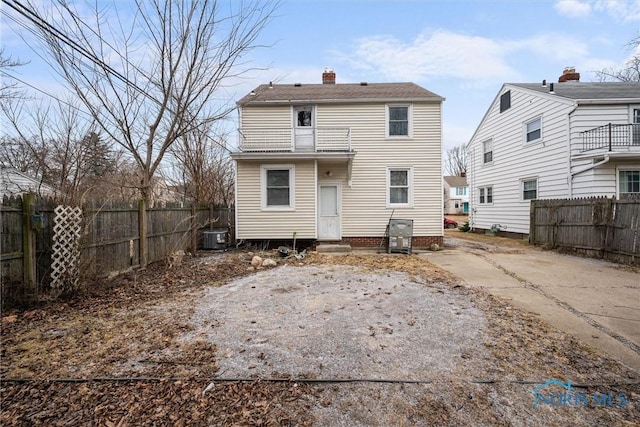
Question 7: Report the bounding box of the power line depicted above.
[1,0,163,108]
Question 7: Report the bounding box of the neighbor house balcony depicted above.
[237,127,352,153]
[579,123,640,159]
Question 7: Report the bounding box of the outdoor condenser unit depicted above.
[387,219,413,254]
[202,229,228,250]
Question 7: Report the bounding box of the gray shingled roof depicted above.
[237,82,444,105]
[444,176,467,187]
[509,82,640,100]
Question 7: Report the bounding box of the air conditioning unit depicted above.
[202,229,228,250]
[387,219,413,254]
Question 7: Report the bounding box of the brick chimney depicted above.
[322,68,336,84]
[559,67,580,83]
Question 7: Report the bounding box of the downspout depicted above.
[570,154,611,179]
[566,102,578,197]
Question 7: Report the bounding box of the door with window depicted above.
[294,106,314,151]
[318,183,341,240]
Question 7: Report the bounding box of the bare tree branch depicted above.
[595,34,640,82]
[444,145,467,177]
[23,0,277,201]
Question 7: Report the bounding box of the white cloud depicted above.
[594,0,640,22]
[554,0,592,18]
[331,30,521,83]
[329,30,594,84]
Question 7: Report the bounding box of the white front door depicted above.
[318,183,341,240]
[294,106,314,150]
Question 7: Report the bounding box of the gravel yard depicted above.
[2,251,639,425]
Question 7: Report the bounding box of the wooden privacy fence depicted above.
[1,194,234,308]
[529,196,640,264]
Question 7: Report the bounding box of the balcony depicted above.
[581,123,640,153]
[238,127,352,153]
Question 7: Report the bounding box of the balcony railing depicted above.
[238,127,352,152]
[581,123,640,152]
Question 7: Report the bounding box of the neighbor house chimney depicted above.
[322,68,336,84]
[558,67,580,83]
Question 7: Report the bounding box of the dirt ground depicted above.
[1,250,639,426]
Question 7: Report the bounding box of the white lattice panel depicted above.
[51,205,83,291]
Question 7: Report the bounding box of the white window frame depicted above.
[521,178,538,201]
[617,166,640,198]
[386,104,412,138]
[386,167,414,208]
[261,164,295,211]
[482,139,493,164]
[455,186,467,196]
[479,186,493,205]
[524,116,542,143]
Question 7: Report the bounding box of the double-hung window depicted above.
[483,140,493,164]
[525,117,542,143]
[455,186,467,196]
[522,178,538,200]
[387,105,411,137]
[262,165,295,210]
[619,170,640,197]
[479,186,493,204]
[387,167,413,207]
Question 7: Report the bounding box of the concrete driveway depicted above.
[424,234,640,372]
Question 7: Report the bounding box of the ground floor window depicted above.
[522,178,538,200]
[479,186,493,204]
[619,170,640,197]
[387,167,413,207]
[261,165,295,209]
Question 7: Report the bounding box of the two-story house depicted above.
[467,68,640,235]
[231,69,444,248]
[443,175,468,214]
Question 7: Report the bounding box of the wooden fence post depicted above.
[190,204,197,254]
[529,200,536,245]
[139,199,148,267]
[603,197,614,255]
[22,193,37,300]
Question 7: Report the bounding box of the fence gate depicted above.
[51,205,83,292]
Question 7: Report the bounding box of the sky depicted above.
[1,0,640,158]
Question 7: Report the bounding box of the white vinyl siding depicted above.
[317,101,442,238]
[236,160,316,239]
[468,85,574,234]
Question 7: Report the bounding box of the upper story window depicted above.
[387,105,411,138]
[522,178,538,200]
[500,91,511,113]
[525,117,542,143]
[455,186,467,196]
[483,140,493,164]
[261,165,295,210]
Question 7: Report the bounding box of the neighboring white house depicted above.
[231,69,445,248]
[443,175,468,214]
[466,69,640,235]
[0,167,54,198]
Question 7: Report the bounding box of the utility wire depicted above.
[1,0,163,108]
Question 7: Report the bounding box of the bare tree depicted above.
[169,119,234,206]
[444,145,467,177]
[16,0,277,202]
[1,99,123,204]
[0,48,27,100]
[595,35,640,82]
